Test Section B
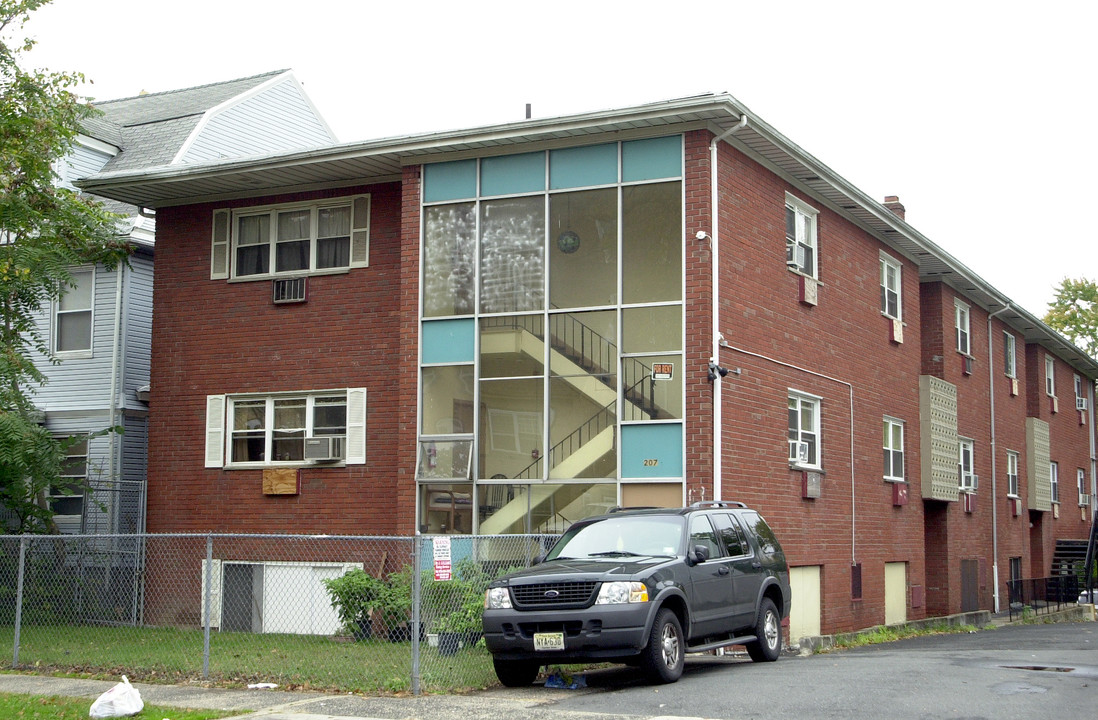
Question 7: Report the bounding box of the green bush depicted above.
[322,568,385,635]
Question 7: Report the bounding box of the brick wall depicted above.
[149,182,408,535]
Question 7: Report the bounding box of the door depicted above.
[686,514,732,637]
[788,565,820,644]
[885,562,907,625]
[961,559,979,613]
[712,513,763,631]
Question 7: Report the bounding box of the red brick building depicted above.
[84,95,1097,640]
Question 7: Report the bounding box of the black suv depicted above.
[482,501,791,686]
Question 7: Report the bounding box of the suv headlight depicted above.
[485,586,512,609]
[595,581,649,605]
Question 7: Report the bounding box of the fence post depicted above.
[203,534,212,679]
[12,537,26,668]
[411,533,422,696]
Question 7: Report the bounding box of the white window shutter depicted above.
[211,210,230,279]
[205,395,226,467]
[350,195,370,267]
[345,388,367,464]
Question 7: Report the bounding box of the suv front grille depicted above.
[511,581,598,608]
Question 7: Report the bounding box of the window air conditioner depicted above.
[304,436,344,462]
[1077,397,1088,411]
[959,473,978,492]
[785,243,798,267]
[788,440,809,464]
[1080,493,1091,507]
[273,277,307,304]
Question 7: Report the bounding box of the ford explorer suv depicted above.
[482,501,791,686]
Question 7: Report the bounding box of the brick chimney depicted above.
[883,195,906,220]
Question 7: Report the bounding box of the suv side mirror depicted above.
[531,553,546,566]
[687,544,710,566]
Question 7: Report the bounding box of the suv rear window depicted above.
[545,515,684,559]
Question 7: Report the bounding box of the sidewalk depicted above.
[0,672,639,720]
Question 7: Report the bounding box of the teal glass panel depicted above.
[550,143,618,190]
[621,423,683,478]
[481,152,545,196]
[622,136,682,182]
[423,160,476,203]
[422,319,475,364]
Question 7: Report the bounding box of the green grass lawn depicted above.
[0,625,497,694]
[0,692,237,720]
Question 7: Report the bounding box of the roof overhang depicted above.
[78,93,1098,377]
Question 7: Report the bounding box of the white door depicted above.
[788,565,821,645]
[885,562,907,625]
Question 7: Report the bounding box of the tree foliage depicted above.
[1044,277,1098,361]
[0,0,131,533]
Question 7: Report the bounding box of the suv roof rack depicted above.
[689,500,747,509]
[607,505,662,513]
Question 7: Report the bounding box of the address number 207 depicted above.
[642,459,659,467]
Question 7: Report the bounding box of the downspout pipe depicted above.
[708,115,748,502]
[987,304,1011,613]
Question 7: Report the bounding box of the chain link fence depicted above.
[0,532,557,694]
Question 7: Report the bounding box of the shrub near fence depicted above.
[0,533,555,694]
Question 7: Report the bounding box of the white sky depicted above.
[22,0,1095,319]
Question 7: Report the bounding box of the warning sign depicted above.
[433,537,452,581]
[652,363,674,381]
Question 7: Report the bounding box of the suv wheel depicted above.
[745,597,781,662]
[640,608,684,683]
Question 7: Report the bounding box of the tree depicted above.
[1044,278,1098,361]
[0,0,131,532]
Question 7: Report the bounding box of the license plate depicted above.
[533,632,565,651]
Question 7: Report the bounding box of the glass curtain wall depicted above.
[419,137,685,534]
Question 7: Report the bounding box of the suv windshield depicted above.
[546,515,684,560]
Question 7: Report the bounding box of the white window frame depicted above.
[205,388,367,468]
[53,265,95,357]
[1074,374,1085,408]
[954,300,971,356]
[51,435,88,525]
[958,437,976,492]
[879,255,902,320]
[883,417,904,482]
[788,391,821,469]
[784,193,818,279]
[1045,355,1055,397]
[1078,468,1088,507]
[1003,332,1016,379]
[1006,450,1019,498]
[218,195,370,280]
[1050,461,1059,504]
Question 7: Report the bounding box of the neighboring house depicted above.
[81,94,1098,639]
[34,70,337,536]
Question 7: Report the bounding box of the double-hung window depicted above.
[787,392,820,467]
[883,417,904,481]
[50,435,88,531]
[205,389,367,467]
[1078,468,1088,507]
[1045,356,1055,397]
[213,196,370,280]
[54,267,94,355]
[955,301,970,355]
[1050,461,1059,504]
[958,437,976,491]
[1075,374,1086,411]
[879,256,901,320]
[1006,451,1019,497]
[784,193,818,278]
[1003,332,1016,378]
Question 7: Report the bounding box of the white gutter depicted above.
[709,115,748,502]
[987,304,1011,613]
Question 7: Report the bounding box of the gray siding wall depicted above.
[181,78,335,163]
[121,251,153,413]
[57,143,112,190]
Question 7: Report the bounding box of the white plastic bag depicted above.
[89,675,144,718]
